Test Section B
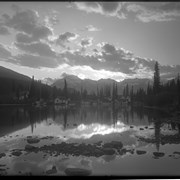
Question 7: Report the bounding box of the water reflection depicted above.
[0,106,138,136]
[0,105,180,151]
[1,105,180,175]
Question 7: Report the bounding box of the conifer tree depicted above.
[112,82,116,102]
[153,61,160,94]
[130,85,134,103]
[97,84,99,99]
[63,79,68,99]
[29,76,35,99]
[115,83,118,99]
[125,84,129,97]
[123,86,126,97]
[177,73,180,106]
[147,82,151,96]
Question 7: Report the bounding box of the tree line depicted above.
[128,62,180,109]
[0,61,179,108]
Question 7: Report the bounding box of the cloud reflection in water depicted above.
[59,121,129,140]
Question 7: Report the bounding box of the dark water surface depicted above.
[0,105,180,176]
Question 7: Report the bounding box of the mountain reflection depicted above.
[61,121,128,140]
[0,105,180,151]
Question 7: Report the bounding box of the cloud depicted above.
[60,64,129,81]
[126,2,180,22]
[74,2,180,22]
[56,32,79,47]
[74,65,130,81]
[44,10,60,27]
[16,33,35,43]
[0,44,62,69]
[80,37,93,48]
[15,41,57,58]
[1,38,179,79]
[1,7,52,41]
[60,42,179,80]
[84,25,101,32]
[131,57,155,73]
[61,50,101,69]
[11,4,21,12]
[0,3,179,77]
[74,2,126,19]
[61,43,136,74]
[0,44,12,59]
[0,26,10,35]
[130,56,180,79]
[101,43,117,54]
[159,64,180,79]
[99,42,135,73]
[14,54,59,68]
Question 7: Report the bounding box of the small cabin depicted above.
[54,97,61,104]
[119,96,131,106]
[54,97,70,105]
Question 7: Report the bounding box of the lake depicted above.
[0,105,180,176]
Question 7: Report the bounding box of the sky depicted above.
[0,1,180,81]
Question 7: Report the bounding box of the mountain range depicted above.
[0,66,169,95]
[42,73,152,94]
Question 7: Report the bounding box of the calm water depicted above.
[0,105,180,176]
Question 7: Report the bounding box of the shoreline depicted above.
[143,105,180,113]
[143,105,172,112]
[0,104,30,106]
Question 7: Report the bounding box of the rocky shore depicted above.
[1,121,180,176]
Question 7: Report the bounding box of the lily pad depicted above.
[153,152,165,157]
[0,153,6,159]
[46,166,57,175]
[103,148,116,155]
[136,150,146,155]
[25,144,38,151]
[173,151,180,155]
[64,168,92,176]
[103,141,123,149]
[11,151,22,156]
[27,137,40,144]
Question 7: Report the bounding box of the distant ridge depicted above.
[0,65,170,95]
[0,66,31,81]
[0,66,31,99]
[51,74,153,94]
